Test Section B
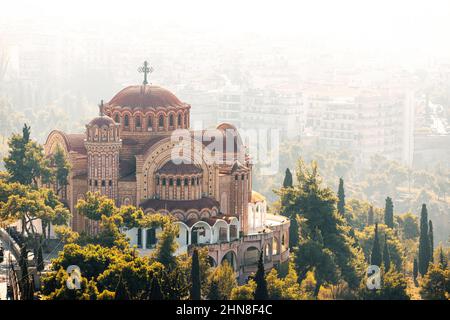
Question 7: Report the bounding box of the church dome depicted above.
[108,85,184,109]
[88,115,116,127]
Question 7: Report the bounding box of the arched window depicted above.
[114,114,120,123]
[169,178,174,186]
[272,237,279,255]
[135,116,141,128]
[191,177,195,185]
[178,113,182,127]
[169,114,174,127]
[124,115,129,127]
[137,228,142,248]
[146,228,157,248]
[158,115,164,128]
[147,116,153,131]
[176,178,181,186]
[281,232,288,252]
[162,178,166,186]
[184,178,188,186]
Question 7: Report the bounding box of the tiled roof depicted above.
[88,116,116,127]
[157,161,202,175]
[108,85,184,109]
[140,197,220,212]
[65,133,87,155]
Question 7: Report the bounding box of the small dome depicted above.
[108,85,184,109]
[88,116,116,127]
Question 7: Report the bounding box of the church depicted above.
[43,62,290,282]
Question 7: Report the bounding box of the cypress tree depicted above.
[413,258,418,282]
[337,178,345,217]
[370,223,382,267]
[428,220,434,263]
[367,205,374,226]
[418,204,431,276]
[190,249,201,300]
[207,279,220,300]
[289,214,299,250]
[283,168,293,188]
[438,248,447,269]
[382,234,391,271]
[35,235,44,272]
[149,277,164,300]
[19,244,31,300]
[384,197,394,229]
[254,250,268,300]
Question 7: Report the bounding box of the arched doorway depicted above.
[244,247,259,266]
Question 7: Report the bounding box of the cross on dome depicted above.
[138,61,154,85]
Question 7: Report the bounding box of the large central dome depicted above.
[108,85,184,109]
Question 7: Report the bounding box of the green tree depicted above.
[418,204,431,276]
[283,168,293,188]
[413,257,418,283]
[206,261,237,300]
[254,250,268,300]
[76,191,116,221]
[382,234,391,271]
[367,205,374,226]
[384,197,394,229]
[51,146,71,196]
[356,224,404,271]
[3,124,51,187]
[289,214,299,249]
[41,242,166,300]
[206,278,221,300]
[54,225,79,244]
[0,186,59,238]
[35,235,45,272]
[19,244,33,300]
[265,263,305,300]
[428,220,434,263]
[160,266,189,300]
[190,249,201,300]
[438,247,448,269]
[279,160,365,293]
[39,188,71,239]
[153,222,179,269]
[231,280,256,300]
[379,268,410,300]
[149,277,164,300]
[370,223,382,267]
[420,263,450,300]
[41,268,115,300]
[294,228,339,297]
[397,212,419,240]
[337,178,345,217]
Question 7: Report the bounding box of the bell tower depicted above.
[85,111,122,203]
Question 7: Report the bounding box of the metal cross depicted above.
[98,99,104,116]
[138,61,154,85]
